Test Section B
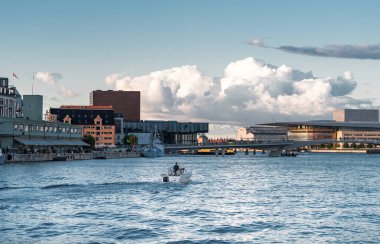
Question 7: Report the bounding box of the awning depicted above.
[14,138,89,146]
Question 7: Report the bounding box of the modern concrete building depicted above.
[261,109,380,143]
[333,109,379,122]
[90,90,140,121]
[0,77,23,118]
[48,105,116,147]
[124,120,208,145]
[236,126,288,141]
[265,120,380,142]
[23,95,43,121]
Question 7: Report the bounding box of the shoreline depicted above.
[4,151,140,163]
[307,149,367,154]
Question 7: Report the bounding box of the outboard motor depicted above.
[163,176,169,182]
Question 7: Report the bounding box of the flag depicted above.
[12,73,19,79]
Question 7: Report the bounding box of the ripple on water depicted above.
[202,221,285,234]
[114,228,159,240]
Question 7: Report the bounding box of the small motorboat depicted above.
[160,166,192,183]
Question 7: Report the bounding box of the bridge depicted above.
[165,139,380,157]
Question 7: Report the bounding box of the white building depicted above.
[236,126,288,141]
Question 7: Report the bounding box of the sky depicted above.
[1,0,380,137]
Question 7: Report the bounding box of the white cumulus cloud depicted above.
[105,57,370,124]
[35,72,63,85]
[59,86,79,98]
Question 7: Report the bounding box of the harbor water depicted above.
[1,153,380,243]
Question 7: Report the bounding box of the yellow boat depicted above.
[197,148,235,155]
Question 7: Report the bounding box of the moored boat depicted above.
[0,150,4,164]
[142,147,157,158]
[152,127,164,157]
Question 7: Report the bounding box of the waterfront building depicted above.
[90,90,140,121]
[265,121,380,142]
[0,77,23,118]
[236,126,288,141]
[124,120,208,145]
[263,109,380,142]
[23,95,43,121]
[0,117,84,150]
[333,109,379,123]
[49,105,116,147]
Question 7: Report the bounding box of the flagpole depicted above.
[32,74,34,95]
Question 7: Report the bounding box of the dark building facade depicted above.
[89,90,140,121]
[50,106,115,125]
[124,120,209,144]
[49,106,116,147]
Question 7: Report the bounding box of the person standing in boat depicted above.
[173,162,180,175]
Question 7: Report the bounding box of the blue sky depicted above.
[1,0,380,136]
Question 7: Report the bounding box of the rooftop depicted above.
[59,105,113,110]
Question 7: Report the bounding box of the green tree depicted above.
[350,143,357,149]
[367,143,373,149]
[327,143,334,149]
[343,142,350,149]
[358,143,365,149]
[124,134,138,146]
[82,134,95,149]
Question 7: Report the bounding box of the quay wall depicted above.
[4,151,140,163]
[307,149,367,153]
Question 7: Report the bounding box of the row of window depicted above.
[13,124,81,134]
[85,131,113,135]
[0,88,15,96]
[83,125,113,129]
[95,142,113,145]
[95,137,114,141]
[0,98,21,118]
[343,133,380,137]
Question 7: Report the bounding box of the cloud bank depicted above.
[105,57,372,124]
[249,39,380,60]
[35,72,63,85]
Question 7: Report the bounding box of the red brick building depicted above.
[89,90,140,121]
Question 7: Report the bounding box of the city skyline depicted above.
[1,0,380,137]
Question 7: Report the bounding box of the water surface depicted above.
[1,153,380,243]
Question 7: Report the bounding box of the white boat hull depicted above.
[154,145,164,157]
[161,167,192,183]
[143,148,157,158]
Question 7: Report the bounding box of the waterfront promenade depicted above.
[4,151,140,163]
